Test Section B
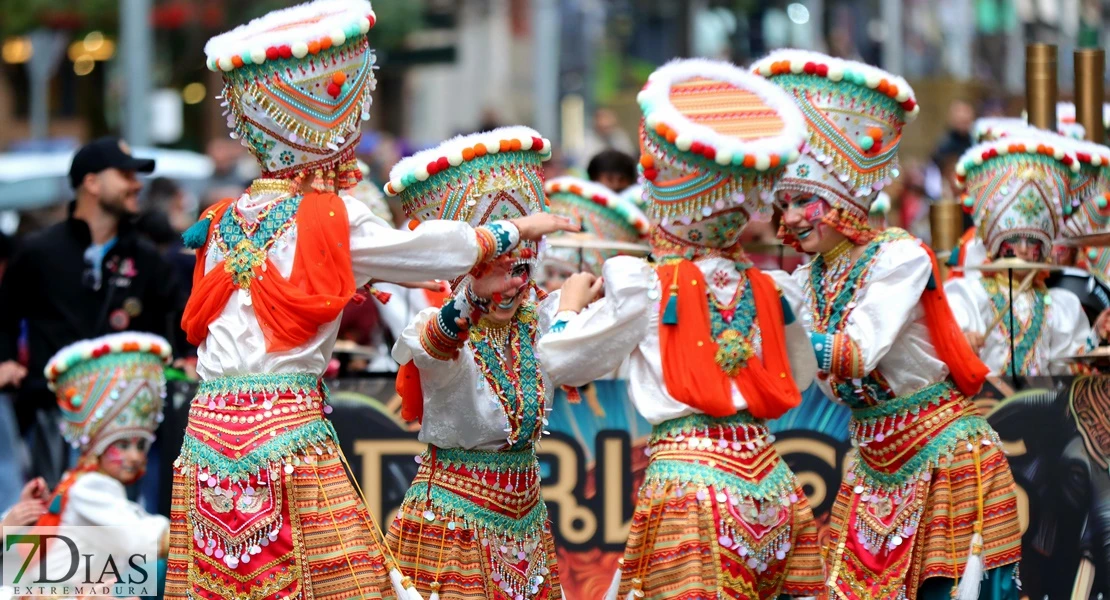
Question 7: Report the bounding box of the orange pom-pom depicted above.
[665,129,678,144]
[769,154,780,168]
[320,37,333,50]
[462,147,475,161]
[640,155,654,169]
[231,55,244,68]
[308,41,321,54]
[742,155,756,168]
[332,72,347,85]
[654,123,667,136]
[474,143,487,157]
[568,185,583,195]
[867,127,883,140]
[499,140,511,152]
[408,219,420,231]
[510,139,521,151]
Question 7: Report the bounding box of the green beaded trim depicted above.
[399,152,546,216]
[644,452,796,502]
[196,373,322,399]
[56,353,166,391]
[849,381,956,422]
[773,74,905,122]
[429,447,538,473]
[648,412,760,445]
[181,419,337,483]
[982,277,1046,376]
[853,414,998,490]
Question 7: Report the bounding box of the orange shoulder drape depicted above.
[182,193,357,353]
[656,261,801,420]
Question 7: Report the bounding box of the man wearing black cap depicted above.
[0,137,185,486]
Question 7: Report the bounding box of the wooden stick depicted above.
[985,269,1039,332]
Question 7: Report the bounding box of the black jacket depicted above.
[0,204,185,406]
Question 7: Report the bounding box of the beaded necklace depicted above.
[807,231,903,333]
[217,194,302,290]
[981,276,1046,375]
[469,302,546,451]
[708,271,760,376]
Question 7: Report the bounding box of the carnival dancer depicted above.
[540,176,649,288]
[385,126,597,600]
[167,4,574,598]
[538,58,826,600]
[755,49,1023,599]
[945,132,1095,376]
[33,332,172,590]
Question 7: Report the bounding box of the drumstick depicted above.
[985,269,1039,332]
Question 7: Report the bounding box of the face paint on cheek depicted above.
[101,445,126,466]
[802,200,828,223]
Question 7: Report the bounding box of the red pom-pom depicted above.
[690,141,704,155]
[265,47,280,61]
[815,64,829,77]
[902,98,916,111]
[592,194,606,204]
[703,146,716,160]
[643,168,658,181]
[326,82,341,97]
[279,45,293,59]
[521,248,535,259]
[426,161,439,175]
[1063,155,1074,166]
[367,13,377,28]
[532,137,545,151]
[436,157,449,171]
[803,61,817,74]
[1078,152,1092,164]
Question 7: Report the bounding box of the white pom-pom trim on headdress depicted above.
[635,58,808,172]
[45,332,173,388]
[205,0,375,73]
[751,49,919,122]
[384,126,551,197]
[971,117,1039,144]
[1052,136,1110,168]
[1055,101,1110,128]
[545,176,651,236]
[954,133,1081,190]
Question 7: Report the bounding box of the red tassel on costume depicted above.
[562,385,581,403]
[369,286,392,304]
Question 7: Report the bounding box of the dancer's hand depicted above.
[1095,308,1110,341]
[0,360,26,388]
[964,331,985,353]
[559,273,604,313]
[510,213,578,241]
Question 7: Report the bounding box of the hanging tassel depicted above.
[370,286,392,304]
[625,577,644,600]
[955,531,985,600]
[182,216,213,250]
[429,582,441,600]
[603,564,622,600]
[405,582,425,600]
[956,443,986,600]
[562,385,581,404]
[389,567,408,598]
[661,264,681,325]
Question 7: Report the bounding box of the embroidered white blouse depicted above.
[945,276,1091,376]
[196,191,510,380]
[41,472,169,584]
[781,237,950,399]
[392,293,564,450]
[536,256,817,425]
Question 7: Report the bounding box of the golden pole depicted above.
[1026,44,1058,130]
[930,201,963,279]
[1075,48,1106,144]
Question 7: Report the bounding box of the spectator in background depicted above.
[583,107,636,160]
[587,149,637,193]
[0,137,184,487]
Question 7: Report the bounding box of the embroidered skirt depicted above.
[825,382,1022,600]
[386,445,560,600]
[164,374,394,600]
[615,412,825,600]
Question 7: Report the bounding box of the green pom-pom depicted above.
[661,293,678,325]
[182,217,213,250]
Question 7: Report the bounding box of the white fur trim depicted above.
[45,332,173,385]
[971,117,1037,143]
[956,134,1079,188]
[546,176,651,234]
[385,126,547,195]
[637,58,808,163]
[1051,136,1110,166]
[751,49,918,122]
[205,0,374,62]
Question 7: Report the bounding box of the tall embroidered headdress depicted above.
[752,49,918,243]
[385,126,552,288]
[205,0,377,192]
[954,133,1078,256]
[1056,137,1110,240]
[542,176,649,275]
[46,332,170,456]
[1057,101,1110,140]
[636,58,808,261]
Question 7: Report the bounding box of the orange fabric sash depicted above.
[656,261,801,419]
[397,361,424,423]
[917,242,989,397]
[182,193,357,353]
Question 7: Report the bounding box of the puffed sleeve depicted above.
[810,240,932,379]
[1047,288,1094,374]
[535,256,653,387]
[768,270,817,390]
[943,277,992,334]
[344,195,519,287]
[392,307,471,390]
[66,473,169,559]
